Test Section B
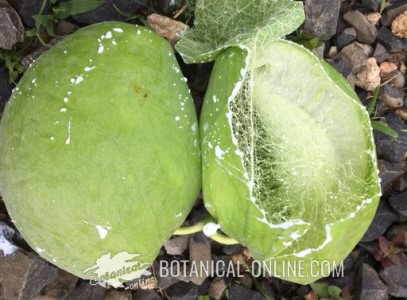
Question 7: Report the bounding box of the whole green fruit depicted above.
[0,22,201,285]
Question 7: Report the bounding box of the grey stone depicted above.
[380,265,407,298]
[382,3,407,26]
[0,0,24,50]
[56,20,78,36]
[164,236,189,256]
[0,221,18,256]
[388,71,405,89]
[133,289,161,300]
[387,223,407,240]
[312,42,325,59]
[359,241,378,256]
[343,10,378,44]
[380,85,405,108]
[104,290,132,300]
[373,43,390,64]
[374,113,407,163]
[356,264,388,300]
[208,278,227,300]
[157,273,180,290]
[66,281,106,300]
[378,160,405,194]
[40,270,78,299]
[222,244,245,255]
[0,251,59,300]
[361,0,381,12]
[7,0,48,28]
[229,284,264,300]
[189,234,212,285]
[165,281,198,300]
[340,42,369,73]
[304,0,341,40]
[336,27,357,49]
[389,190,407,217]
[361,201,399,242]
[327,57,353,77]
[377,26,407,53]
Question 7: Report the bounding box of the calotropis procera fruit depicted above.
[200,40,381,284]
[0,22,201,286]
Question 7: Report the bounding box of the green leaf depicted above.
[0,50,26,84]
[371,120,399,138]
[53,0,104,19]
[33,14,56,36]
[327,285,342,298]
[289,30,321,50]
[310,282,330,298]
[175,0,305,63]
[367,86,380,116]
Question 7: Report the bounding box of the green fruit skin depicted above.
[0,22,201,281]
[200,40,380,284]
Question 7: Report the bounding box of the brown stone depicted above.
[208,278,227,300]
[189,234,212,285]
[380,62,398,76]
[367,12,381,25]
[147,13,188,44]
[355,57,381,91]
[0,251,58,300]
[395,108,407,120]
[392,11,407,39]
[104,290,132,300]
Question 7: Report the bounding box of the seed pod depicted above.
[200,40,380,284]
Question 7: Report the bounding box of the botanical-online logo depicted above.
[84,252,151,287]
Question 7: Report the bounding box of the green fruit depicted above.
[200,40,380,284]
[0,22,201,285]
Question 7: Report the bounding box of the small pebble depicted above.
[377,26,407,53]
[388,71,405,89]
[340,42,369,72]
[355,57,381,91]
[374,43,390,63]
[336,27,357,49]
[357,264,388,300]
[361,0,381,12]
[303,0,341,40]
[208,278,227,300]
[164,236,189,255]
[381,3,407,26]
[392,10,407,39]
[343,10,378,44]
[395,108,407,120]
[380,85,404,108]
[327,46,338,58]
[400,62,407,74]
[367,12,381,25]
[380,62,398,76]
[380,265,407,298]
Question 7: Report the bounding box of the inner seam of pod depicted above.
[230,69,293,224]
